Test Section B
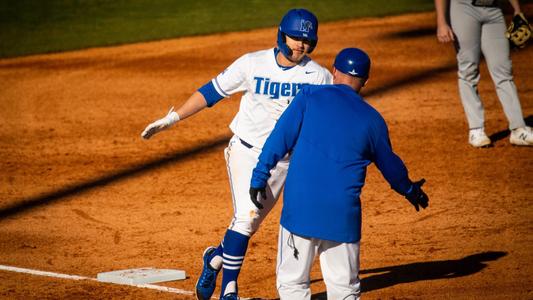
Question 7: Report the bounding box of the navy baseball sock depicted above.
[213,244,223,257]
[220,229,249,297]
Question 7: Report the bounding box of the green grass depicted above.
[0,0,435,58]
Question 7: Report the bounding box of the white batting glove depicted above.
[141,107,180,139]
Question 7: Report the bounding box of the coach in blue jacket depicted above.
[249,48,429,300]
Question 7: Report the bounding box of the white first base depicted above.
[97,267,186,285]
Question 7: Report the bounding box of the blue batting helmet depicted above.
[333,48,371,79]
[277,9,319,58]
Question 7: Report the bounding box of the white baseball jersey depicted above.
[209,48,332,148]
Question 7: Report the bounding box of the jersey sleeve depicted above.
[197,53,250,107]
[370,116,412,195]
[213,54,250,96]
[250,87,309,188]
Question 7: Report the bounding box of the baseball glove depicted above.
[506,13,532,49]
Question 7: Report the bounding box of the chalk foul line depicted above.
[0,264,194,296]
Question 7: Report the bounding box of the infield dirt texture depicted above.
[0,7,532,300]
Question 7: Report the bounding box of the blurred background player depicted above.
[140,8,332,300]
[435,0,533,147]
[250,48,429,300]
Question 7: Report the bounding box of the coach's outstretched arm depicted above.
[141,91,208,139]
[249,90,307,209]
[371,118,429,211]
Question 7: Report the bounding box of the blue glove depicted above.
[405,179,429,211]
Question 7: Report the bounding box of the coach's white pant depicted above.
[277,226,361,300]
[224,135,289,236]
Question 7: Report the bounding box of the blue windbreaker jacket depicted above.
[251,84,412,243]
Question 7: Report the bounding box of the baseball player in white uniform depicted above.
[141,8,332,300]
[435,0,533,147]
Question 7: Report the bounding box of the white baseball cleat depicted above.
[510,126,533,146]
[469,128,491,148]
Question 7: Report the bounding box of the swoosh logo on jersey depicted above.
[305,71,316,74]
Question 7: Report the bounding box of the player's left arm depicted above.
[505,0,532,49]
[507,0,522,15]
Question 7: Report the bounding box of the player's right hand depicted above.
[141,107,180,139]
[249,186,266,209]
[436,24,454,43]
[405,179,429,211]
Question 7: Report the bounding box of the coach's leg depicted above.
[319,240,361,300]
[277,226,315,300]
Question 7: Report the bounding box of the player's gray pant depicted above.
[450,0,525,130]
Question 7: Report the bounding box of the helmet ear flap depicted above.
[307,40,317,54]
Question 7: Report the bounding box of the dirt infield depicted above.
[0,9,532,300]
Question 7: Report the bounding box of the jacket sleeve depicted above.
[371,116,413,195]
[250,88,308,188]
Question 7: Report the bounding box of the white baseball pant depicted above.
[277,225,361,300]
[224,135,289,237]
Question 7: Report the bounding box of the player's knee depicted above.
[229,216,261,236]
[458,62,480,83]
[490,62,513,83]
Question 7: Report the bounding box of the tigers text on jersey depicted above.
[199,48,332,148]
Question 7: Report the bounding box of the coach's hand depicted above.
[249,186,266,209]
[141,107,180,139]
[405,179,429,212]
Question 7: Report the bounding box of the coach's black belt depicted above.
[240,138,254,149]
[471,0,498,7]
